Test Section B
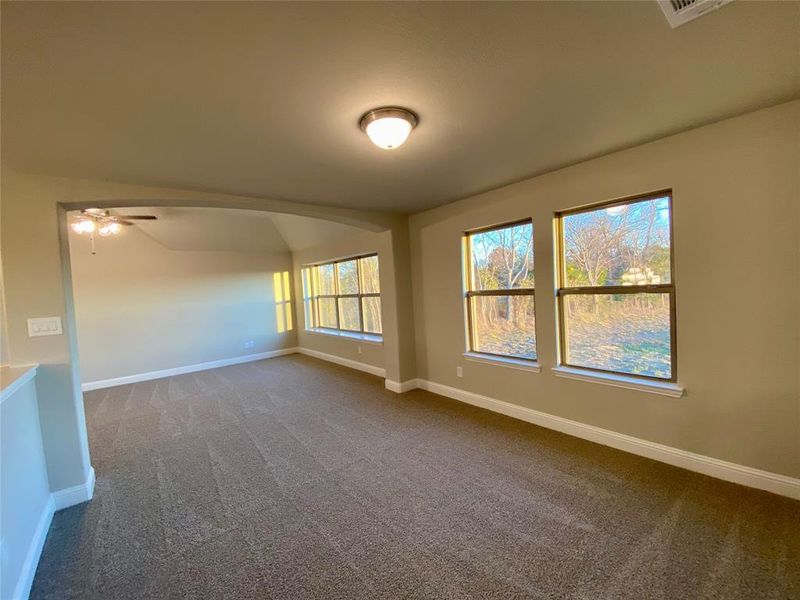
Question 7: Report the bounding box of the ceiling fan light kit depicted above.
[70,208,156,254]
[70,219,97,234]
[98,222,122,237]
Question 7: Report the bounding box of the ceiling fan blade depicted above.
[106,215,157,222]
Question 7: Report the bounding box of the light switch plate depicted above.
[27,316,63,337]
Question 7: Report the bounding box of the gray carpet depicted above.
[31,354,799,599]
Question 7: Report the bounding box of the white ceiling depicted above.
[107,207,364,253]
[267,213,367,253]
[3,2,798,213]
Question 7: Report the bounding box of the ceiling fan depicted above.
[71,208,157,236]
[70,208,157,254]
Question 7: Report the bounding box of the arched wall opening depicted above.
[0,168,416,496]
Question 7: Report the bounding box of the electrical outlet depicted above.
[456,366,463,378]
[244,340,255,349]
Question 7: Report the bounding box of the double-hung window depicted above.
[555,191,676,381]
[464,220,536,361]
[302,254,382,337]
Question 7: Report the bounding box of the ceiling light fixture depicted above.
[69,208,154,254]
[71,219,97,234]
[98,222,122,237]
[359,107,418,150]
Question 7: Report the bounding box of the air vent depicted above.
[657,0,733,28]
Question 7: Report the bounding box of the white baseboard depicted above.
[82,345,386,391]
[297,347,386,378]
[52,466,95,511]
[384,379,419,393]
[415,379,800,500]
[81,348,299,391]
[11,496,54,600]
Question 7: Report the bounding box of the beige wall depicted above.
[410,101,800,478]
[69,224,296,383]
[1,172,92,491]
[292,230,390,372]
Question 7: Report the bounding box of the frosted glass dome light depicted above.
[360,107,418,150]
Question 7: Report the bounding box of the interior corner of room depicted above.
[1,1,798,599]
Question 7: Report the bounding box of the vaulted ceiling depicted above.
[3,2,798,213]
[109,207,365,253]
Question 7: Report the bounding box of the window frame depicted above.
[305,253,381,336]
[554,189,677,383]
[463,218,537,363]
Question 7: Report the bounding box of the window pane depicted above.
[469,222,534,291]
[470,295,536,360]
[337,260,359,295]
[359,255,380,293]
[301,268,312,298]
[318,297,337,328]
[562,196,671,288]
[338,297,361,331]
[563,293,671,379]
[362,296,382,334]
[303,299,314,329]
[316,264,336,295]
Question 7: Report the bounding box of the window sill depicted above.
[552,366,684,398]
[305,328,383,344]
[463,352,541,373]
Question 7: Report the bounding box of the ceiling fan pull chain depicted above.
[91,233,96,255]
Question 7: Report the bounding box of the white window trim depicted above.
[552,366,684,398]
[306,328,383,345]
[463,352,541,373]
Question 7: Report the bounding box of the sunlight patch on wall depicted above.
[273,271,293,333]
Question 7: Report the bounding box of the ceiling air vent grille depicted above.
[657,0,734,28]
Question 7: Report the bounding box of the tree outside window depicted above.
[464,220,536,361]
[556,193,676,381]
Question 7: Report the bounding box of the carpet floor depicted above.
[31,354,799,599]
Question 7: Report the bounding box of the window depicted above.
[464,220,536,361]
[555,192,676,381]
[301,254,382,336]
